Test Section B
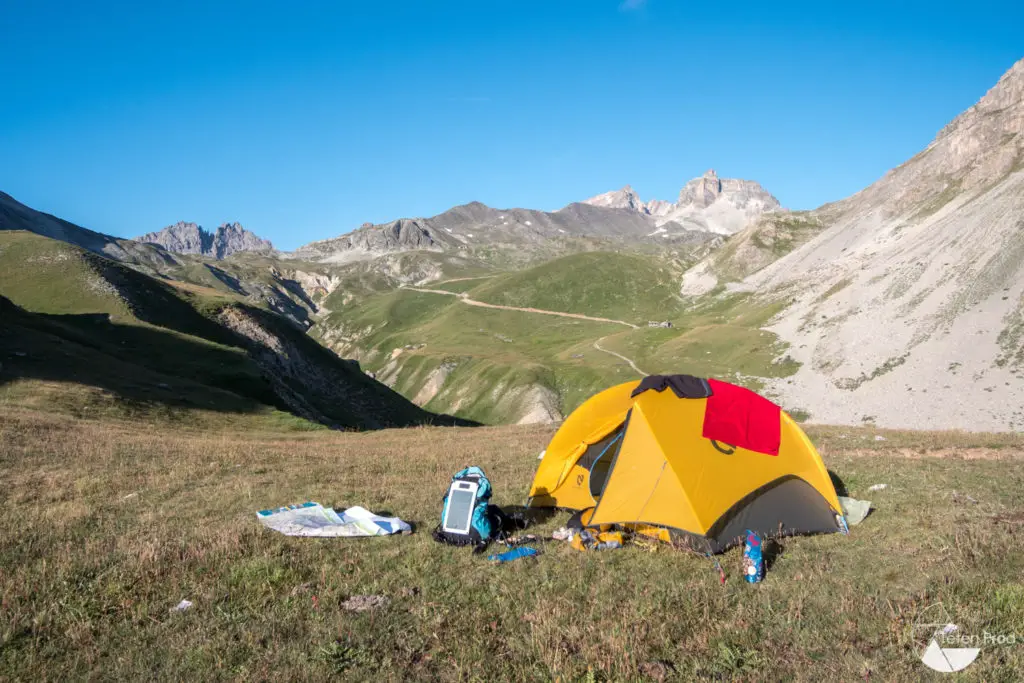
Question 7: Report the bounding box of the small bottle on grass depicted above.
[742,530,764,584]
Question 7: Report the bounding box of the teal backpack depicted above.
[432,466,502,549]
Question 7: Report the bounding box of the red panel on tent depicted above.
[702,379,781,456]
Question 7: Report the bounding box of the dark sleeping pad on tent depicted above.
[631,374,712,399]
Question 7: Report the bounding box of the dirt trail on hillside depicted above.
[431,275,495,286]
[593,337,648,377]
[403,286,639,328]
[405,285,650,379]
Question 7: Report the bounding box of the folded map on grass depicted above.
[257,502,412,537]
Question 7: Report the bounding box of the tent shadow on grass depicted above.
[829,470,849,496]
[763,539,785,570]
[499,505,557,530]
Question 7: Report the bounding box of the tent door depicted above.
[587,430,624,500]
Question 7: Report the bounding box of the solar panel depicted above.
[442,481,479,534]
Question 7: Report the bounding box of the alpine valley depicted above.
[3,57,1023,431]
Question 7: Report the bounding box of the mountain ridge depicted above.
[137,221,274,259]
[581,169,782,235]
[690,56,1024,431]
[290,198,720,265]
[0,190,180,271]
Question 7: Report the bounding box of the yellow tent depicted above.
[528,376,845,552]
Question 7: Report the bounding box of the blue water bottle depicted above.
[743,530,764,583]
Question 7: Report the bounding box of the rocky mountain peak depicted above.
[137,221,208,254]
[974,56,1024,110]
[925,56,1024,178]
[581,170,781,235]
[582,185,646,212]
[643,198,674,217]
[137,221,273,259]
[718,57,1024,432]
[679,169,724,208]
[830,57,1024,220]
[211,222,274,259]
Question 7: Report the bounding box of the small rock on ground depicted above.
[341,594,389,612]
[638,661,674,681]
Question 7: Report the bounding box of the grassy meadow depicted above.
[466,252,687,324]
[1,407,1023,681]
[314,254,803,424]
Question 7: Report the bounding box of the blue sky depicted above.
[2,1,1021,250]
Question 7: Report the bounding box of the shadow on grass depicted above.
[829,470,849,496]
[1,308,277,415]
[763,539,784,571]
[499,505,557,531]
[0,296,479,430]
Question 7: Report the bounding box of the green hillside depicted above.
[313,274,802,424]
[467,251,685,323]
[0,294,310,430]
[0,230,805,428]
[318,250,498,311]
[314,287,636,424]
[694,212,827,286]
[0,231,135,318]
[0,231,449,430]
[595,294,801,395]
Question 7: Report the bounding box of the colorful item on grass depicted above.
[488,546,540,563]
[743,530,764,583]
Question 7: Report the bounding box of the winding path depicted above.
[402,286,639,329]
[593,337,648,377]
[402,285,649,378]
[430,275,495,286]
